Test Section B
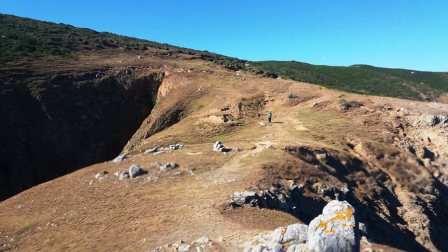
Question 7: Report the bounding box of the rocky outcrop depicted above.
[233,142,447,251]
[244,200,358,252]
[0,68,163,200]
[306,201,358,252]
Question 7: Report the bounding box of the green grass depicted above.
[0,14,247,70]
[249,61,448,100]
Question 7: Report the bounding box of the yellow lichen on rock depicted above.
[316,205,354,235]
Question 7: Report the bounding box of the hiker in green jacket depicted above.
[267,111,273,123]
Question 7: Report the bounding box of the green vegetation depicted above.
[0,14,155,59]
[2,13,447,101]
[0,14,246,69]
[288,93,298,99]
[249,61,448,100]
[338,98,363,110]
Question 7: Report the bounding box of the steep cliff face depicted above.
[0,67,163,200]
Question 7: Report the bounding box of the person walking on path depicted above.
[267,111,273,123]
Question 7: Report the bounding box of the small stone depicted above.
[154,162,179,171]
[426,115,441,126]
[266,144,275,149]
[178,243,190,252]
[129,165,145,178]
[423,158,432,168]
[119,172,130,180]
[193,236,211,244]
[94,171,108,179]
[196,246,206,252]
[231,191,257,206]
[361,236,370,245]
[359,222,367,235]
[213,141,231,152]
[144,147,158,154]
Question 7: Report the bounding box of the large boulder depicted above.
[306,200,358,252]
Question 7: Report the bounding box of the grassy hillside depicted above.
[250,61,448,100]
[1,13,447,101]
[0,14,246,69]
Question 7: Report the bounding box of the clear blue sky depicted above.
[1,0,447,71]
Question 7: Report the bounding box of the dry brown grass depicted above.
[1,51,446,251]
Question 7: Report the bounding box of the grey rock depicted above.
[231,191,257,206]
[112,154,126,163]
[245,242,282,252]
[154,162,179,171]
[426,115,441,126]
[271,227,286,243]
[246,244,266,252]
[196,246,206,252]
[144,147,158,154]
[244,223,308,252]
[168,143,185,151]
[283,224,308,243]
[129,165,145,178]
[94,171,108,179]
[306,200,358,252]
[178,243,190,252]
[193,236,211,245]
[119,171,130,180]
[213,141,231,152]
[287,244,306,252]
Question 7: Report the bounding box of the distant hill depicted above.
[249,61,448,100]
[1,13,447,101]
[0,14,246,69]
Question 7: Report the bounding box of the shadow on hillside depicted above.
[247,145,443,251]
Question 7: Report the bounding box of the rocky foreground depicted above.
[156,200,359,252]
[243,200,358,252]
